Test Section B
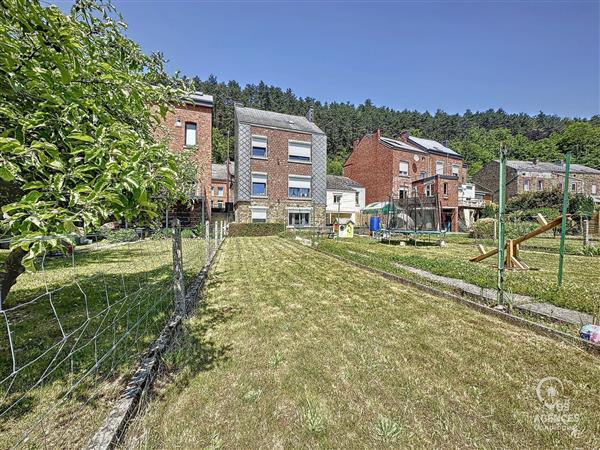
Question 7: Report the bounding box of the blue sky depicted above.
[58,1,599,118]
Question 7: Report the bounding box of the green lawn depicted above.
[126,237,600,449]
[0,237,204,448]
[316,236,600,317]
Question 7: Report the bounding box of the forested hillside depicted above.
[190,75,600,176]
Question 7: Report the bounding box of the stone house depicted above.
[156,92,213,223]
[473,159,600,204]
[233,106,327,227]
[343,129,467,231]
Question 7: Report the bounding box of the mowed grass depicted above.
[126,237,600,449]
[316,236,600,317]
[0,237,205,449]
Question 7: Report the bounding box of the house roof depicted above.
[408,136,461,157]
[326,175,363,191]
[504,160,600,175]
[380,136,424,153]
[183,91,214,107]
[211,162,235,180]
[235,106,324,134]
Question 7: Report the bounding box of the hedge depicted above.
[228,223,285,237]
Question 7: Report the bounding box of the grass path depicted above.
[127,237,600,449]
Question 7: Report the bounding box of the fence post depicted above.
[205,220,210,265]
[172,218,185,315]
[213,222,218,257]
[583,218,590,247]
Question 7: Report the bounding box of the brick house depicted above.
[473,159,600,204]
[233,106,327,227]
[210,161,234,211]
[343,130,467,231]
[156,92,213,223]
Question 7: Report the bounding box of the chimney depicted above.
[375,129,381,141]
[443,139,449,148]
[533,157,539,165]
[306,105,314,122]
[397,130,409,143]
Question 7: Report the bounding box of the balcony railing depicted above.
[458,198,485,208]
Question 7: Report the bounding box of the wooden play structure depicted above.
[471,214,568,270]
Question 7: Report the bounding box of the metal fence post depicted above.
[557,151,571,287]
[172,218,185,315]
[205,220,210,265]
[213,222,218,258]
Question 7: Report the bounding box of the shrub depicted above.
[228,223,285,237]
[577,245,600,257]
[104,228,139,243]
[480,203,497,219]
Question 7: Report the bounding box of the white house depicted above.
[326,175,365,225]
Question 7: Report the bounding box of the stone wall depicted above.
[235,200,326,227]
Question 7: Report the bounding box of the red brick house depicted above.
[233,106,327,226]
[156,92,213,223]
[210,161,234,211]
[343,130,467,231]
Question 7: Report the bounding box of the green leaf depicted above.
[0,166,14,181]
[67,133,95,143]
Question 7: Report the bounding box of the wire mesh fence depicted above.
[0,216,227,448]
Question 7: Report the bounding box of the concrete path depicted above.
[392,262,593,326]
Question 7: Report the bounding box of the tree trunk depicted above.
[0,247,27,309]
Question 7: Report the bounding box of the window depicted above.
[251,207,267,223]
[217,201,223,209]
[592,184,597,195]
[184,122,197,146]
[425,184,433,197]
[524,179,530,191]
[288,175,311,198]
[210,186,214,195]
[333,194,342,204]
[398,188,408,199]
[251,173,267,197]
[443,182,448,196]
[217,186,224,197]
[571,182,577,192]
[399,161,409,176]
[355,191,360,206]
[538,180,544,190]
[251,135,267,158]
[288,212,310,227]
[436,161,444,175]
[288,140,311,162]
[420,171,427,179]
[451,164,460,176]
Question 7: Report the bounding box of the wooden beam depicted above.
[471,215,567,262]
[477,244,486,255]
[536,213,548,226]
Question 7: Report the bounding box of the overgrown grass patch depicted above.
[316,237,600,317]
[125,237,600,449]
[0,237,205,448]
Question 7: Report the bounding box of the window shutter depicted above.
[288,141,311,159]
[288,176,311,189]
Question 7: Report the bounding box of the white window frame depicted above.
[217,186,224,197]
[288,208,311,227]
[333,194,342,204]
[288,140,312,163]
[184,122,197,147]
[251,172,267,198]
[288,175,312,199]
[425,184,433,197]
[538,180,544,191]
[435,161,444,175]
[251,135,268,159]
[399,161,409,177]
[592,184,597,195]
[451,164,460,176]
[250,207,268,223]
[524,179,530,192]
